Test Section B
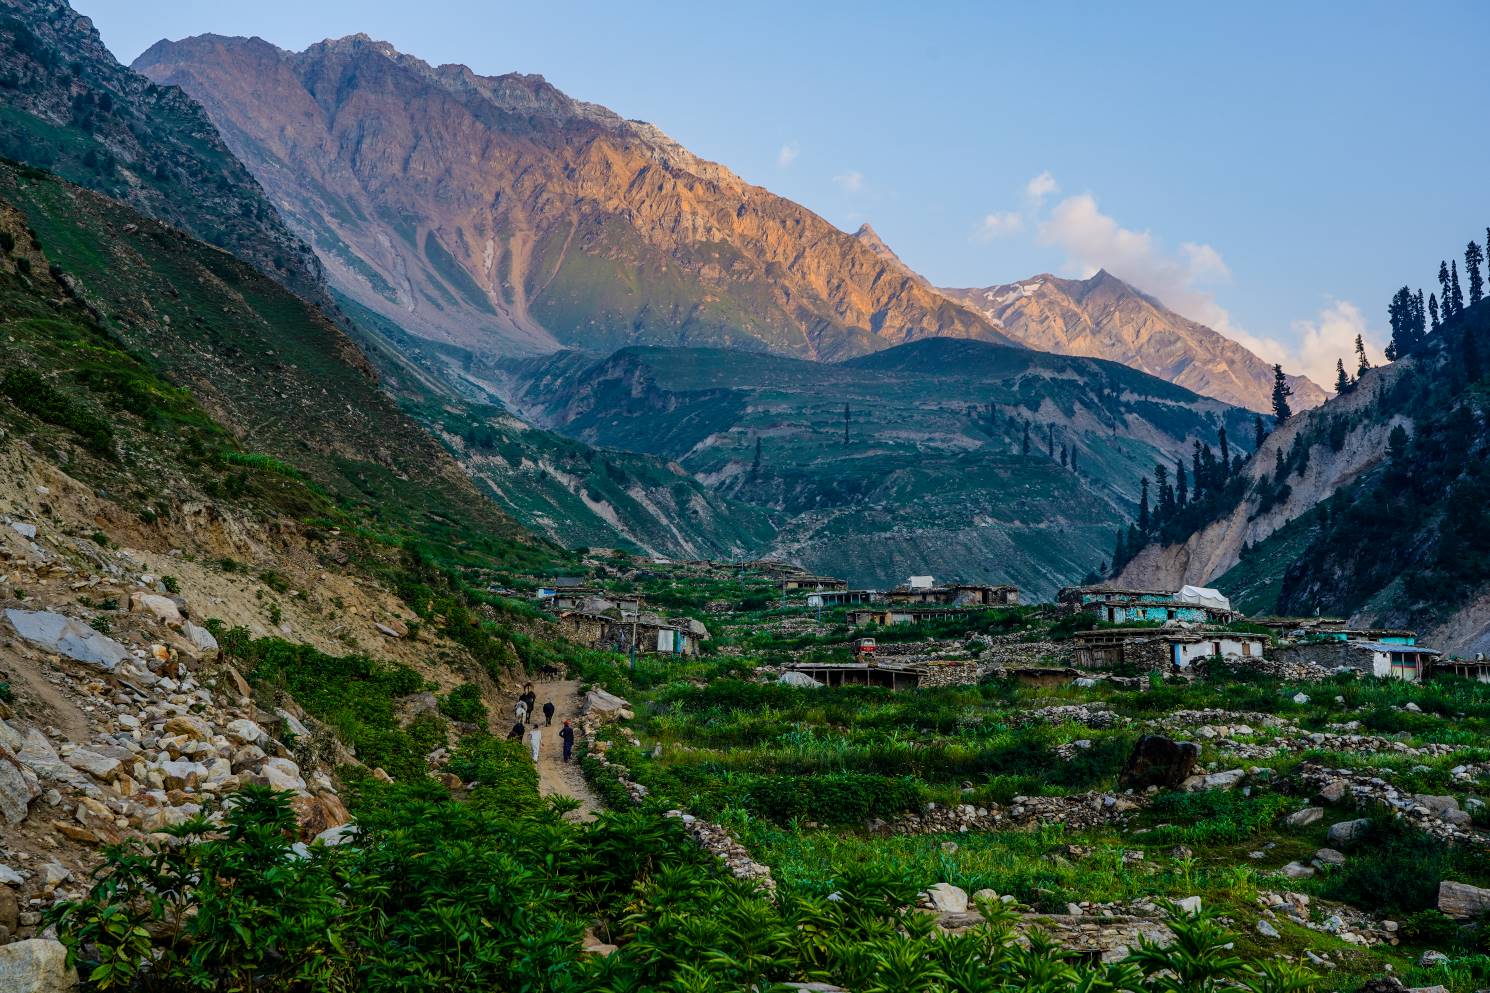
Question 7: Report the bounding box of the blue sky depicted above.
[85,0,1490,384]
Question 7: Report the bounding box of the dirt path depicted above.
[9,657,90,740]
[526,678,602,821]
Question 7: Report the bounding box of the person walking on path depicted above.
[542,700,555,726]
[523,689,537,719]
[560,720,575,764]
[529,726,542,763]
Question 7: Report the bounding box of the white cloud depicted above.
[1025,170,1058,207]
[974,211,1025,242]
[1292,300,1387,389]
[777,143,798,168]
[977,175,1378,387]
[833,170,867,195]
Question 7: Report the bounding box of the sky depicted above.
[83,0,1490,386]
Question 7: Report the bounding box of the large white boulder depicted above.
[0,938,77,992]
[4,609,129,670]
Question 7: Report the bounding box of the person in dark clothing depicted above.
[522,690,537,722]
[560,720,575,763]
[542,701,555,726]
[506,720,525,740]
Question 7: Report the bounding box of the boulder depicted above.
[164,715,212,741]
[0,938,76,992]
[583,688,632,719]
[1282,806,1324,829]
[262,757,306,792]
[130,591,183,625]
[4,609,129,671]
[1326,818,1373,848]
[224,719,265,745]
[1118,735,1200,790]
[1317,780,1348,803]
[291,792,349,839]
[1281,862,1316,879]
[925,883,969,914]
[1419,950,1449,967]
[182,622,219,656]
[1173,896,1202,915]
[0,745,39,824]
[1313,848,1347,868]
[10,521,37,540]
[63,748,120,781]
[1438,880,1490,919]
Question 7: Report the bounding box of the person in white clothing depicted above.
[529,726,542,762]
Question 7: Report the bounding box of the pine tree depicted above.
[1253,414,1266,453]
[1355,334,1372,378]
[1387,287,1416,357]
[1273,446,1286,482]
[1415,289,1427,340]
[1430,292,1441,331]
[1021,422,1030,456]
[1060,443,1068,468]
[1137,477,1151,533]
[1451,260,1465,315]
[1271,364,1293,422]
[1069,447,1078,475]
[1047,424,1055,458]
[1439,260,1453,308]
[1218,426,1230,477]
[843,403,851,446]
[1112,528,1127,573]
[1467,241,1485,306]
[1334,358,1350,394]
[1154,463,1173,524]
[751,436,762,477]
[1176,459,1188,509]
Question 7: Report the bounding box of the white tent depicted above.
[1176,585,1231,613]
[778,671,822,688]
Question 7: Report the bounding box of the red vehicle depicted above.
[854,637,877,662]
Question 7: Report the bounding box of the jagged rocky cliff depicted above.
[943,271,1327,414]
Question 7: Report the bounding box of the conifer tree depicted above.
[1440,260,1453,307]
[1415,289,1427,339]
[1154,463,1173,523]
[1112,528,1127,573]
[1253,414,1266,452]
[1060,443,1068,468]
[1047,424,1055,458]
[1430,292,1441,331]
[1069,447,1078,475]
[843,403,851,446]
[1271,364,1293,422]
[1387,287,1416,357]
[1467,240,1485,306]
[1273,446,1286,482]
[1335,358,1350,394]
[1021,421,1030,456]
[1218,426,1230,476]
[1355,334,1372,378]
[1451,261,1465,315]
[1176,459,1188,509]
[1137,477,1151,533]
[751,436,762,477]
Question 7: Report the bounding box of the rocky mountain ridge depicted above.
[133,32,1017,371]
[0,0,325,301]
[943,271,1328,413]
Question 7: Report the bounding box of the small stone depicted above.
[1281,862,1316,879]
[1419,950,1449,967]
[1327,818,1373,848]
[1283,807,1324,829]
[1256,919,1280,939]
[1312,848,1347,868]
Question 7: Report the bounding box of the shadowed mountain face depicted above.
[132,33,1017,372]
[943,271,1328,414]
[0,0,324,302]
[503,337,1259,596]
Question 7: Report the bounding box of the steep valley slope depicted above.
[1118,296,1490,655]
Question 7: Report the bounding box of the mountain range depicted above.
[132,32,1322,415]
[0,3,1337,596]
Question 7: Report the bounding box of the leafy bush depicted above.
[1322,817,1490,915]
[438,683,487,725]
[0,365,113,454]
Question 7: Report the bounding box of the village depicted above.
[536,554,1477,691]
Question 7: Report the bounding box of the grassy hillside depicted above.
[0,160,539,566]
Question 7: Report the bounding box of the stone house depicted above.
[886,583,1020,607]
[556,609,709,657]
[1072,627,1267,672]
[805,589,883,608]
[1257,617,1417,646]
[1058,585,1238,625]
[783,657,981,690]
[1273,639,1440,681]
[847,606,977,627]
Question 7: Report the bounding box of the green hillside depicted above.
[509,339,1257,595]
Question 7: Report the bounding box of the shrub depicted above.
[1322,817,1490,915]
[438,683,487,725]
[0,366,113,454]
